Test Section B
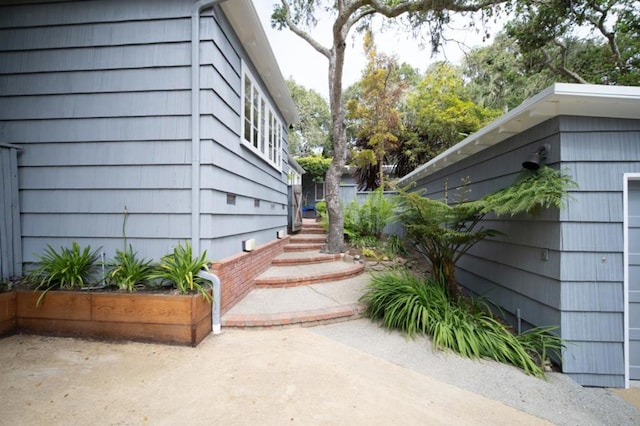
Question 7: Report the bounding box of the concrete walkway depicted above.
[2,322,640,425]
[0,329,550,425]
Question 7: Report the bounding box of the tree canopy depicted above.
[505,0,640,85]
[272,0,506,253]
[286,79,332,156]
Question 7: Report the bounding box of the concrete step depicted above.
[290,234,327,244]
[255,261,365,288]
[284,243,325,252]
[300,227,326,234]
[272,250,342,266]
[221,274,370,328]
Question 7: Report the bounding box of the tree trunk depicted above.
[324,35,348,253]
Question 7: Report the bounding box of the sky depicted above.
[253,1,500,100]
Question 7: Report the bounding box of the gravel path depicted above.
[312,319,640,426]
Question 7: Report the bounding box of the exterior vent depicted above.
[277,230,285,239]
[242,239,255,252]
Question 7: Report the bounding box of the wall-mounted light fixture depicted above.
[522,144,550,170]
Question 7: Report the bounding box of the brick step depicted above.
[220,274,370,329]
[301,222,324,229]
[255,262,365,288]
[284,243,325,252]
[300,227,326,235]
[271,251,341,266]
[221,304,364,328]
[290,234,327,244]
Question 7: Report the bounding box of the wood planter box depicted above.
[15,289,212,346]
[0,291,17,336]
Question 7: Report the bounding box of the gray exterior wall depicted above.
[411,115,640,387]
[0,0,289,264]
[0,144,22,280]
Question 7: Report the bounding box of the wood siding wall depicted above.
[411,116,640,387]
[0,145,22,280]
[0,0,288,265]
[558,116,640,387]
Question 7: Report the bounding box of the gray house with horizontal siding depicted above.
[399,83,640,388]
[0,0,299,270]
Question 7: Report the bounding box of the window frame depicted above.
[241,63,283,171]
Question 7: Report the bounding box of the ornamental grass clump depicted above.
[149,241,212,302]
[106,244,154,292]
[26,242,101,305]
[361,270,564,378]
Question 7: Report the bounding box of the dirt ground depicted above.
[0,329,551,426]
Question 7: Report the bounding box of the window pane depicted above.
[252,87,259,148]
[260,99,266,154]
[243,77,251,142]
[268,111,274,161]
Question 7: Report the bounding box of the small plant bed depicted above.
[361,270,563,377]
[359,167,574,377]
[13,241,214,346]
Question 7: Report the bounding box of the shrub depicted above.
[106,244,154,292]
[384,234,407,257]
[315,200,327,218]
[344,189,395,240]
[360,269,564,377]
[149,241,212,302]
[26,242,101,305]
[395,167,576,300]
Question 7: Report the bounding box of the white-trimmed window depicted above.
[242,63,283,170]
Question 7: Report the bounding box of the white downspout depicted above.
[191,0,229,255]
[192,0,229,335]
[198,270,222,334]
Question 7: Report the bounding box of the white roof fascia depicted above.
[398,83,640,185]
[221,0,299,125]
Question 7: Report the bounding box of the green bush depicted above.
[315,200,327,217]
[344,189,395,240]
[149,241,212,302]
[395,167,576,300]
[384,234,407,257]
[106,244,154,292]
[360,270,564,377]
[26,242,102,305]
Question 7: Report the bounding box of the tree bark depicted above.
[325,31,348,253]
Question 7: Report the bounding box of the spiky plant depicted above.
[26,242,101,305]
[106,244,154,292]
[149,241,212,302]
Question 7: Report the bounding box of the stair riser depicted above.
[290,238,327,244]
[221,304,364,328]
[255,264,365,288]
[300,228,326,234]
[271,255,341,266]
[284,244,325,252]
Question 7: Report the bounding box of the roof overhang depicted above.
[399,83,640,185]
[221,0,299,126]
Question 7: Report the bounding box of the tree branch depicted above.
[278,0,331,59]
